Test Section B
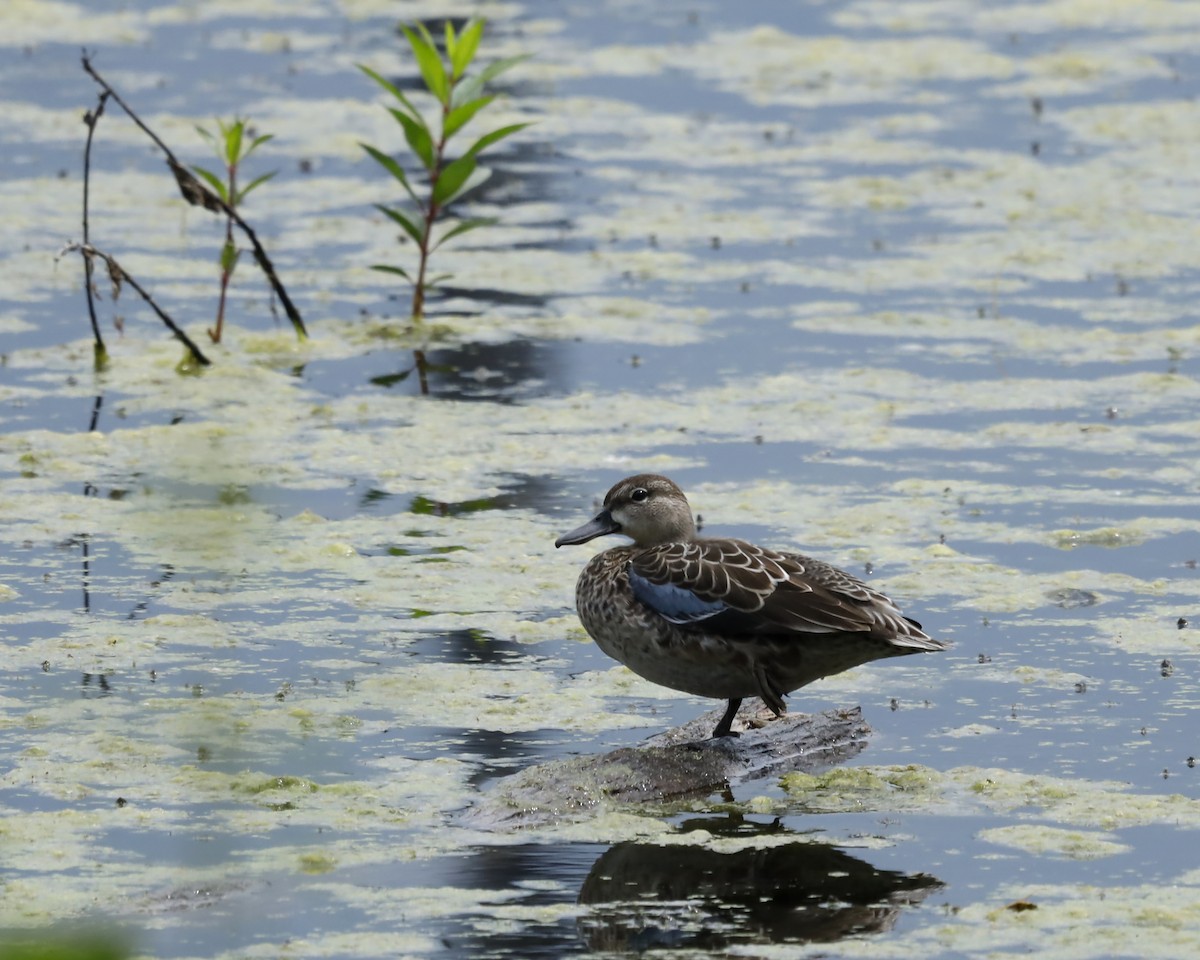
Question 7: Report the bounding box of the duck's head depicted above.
[555,474,697,548]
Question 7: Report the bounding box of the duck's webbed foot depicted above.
[711,698,743,739]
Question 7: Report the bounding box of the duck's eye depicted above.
[630,487,649,503]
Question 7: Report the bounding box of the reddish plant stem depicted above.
[210,158,239,343]
[408,95,455,396]
[412,100,452,326]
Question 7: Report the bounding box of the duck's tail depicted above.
[890,616,951,652]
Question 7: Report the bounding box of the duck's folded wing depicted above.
[626,572,728,624]
[628,540,926,640]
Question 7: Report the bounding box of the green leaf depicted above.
[444,19,457,63]
[450,75,483,109]
[415,21,436,44]
[432,154,476,206]
[463,122,530,159]
[388,107,435,171]
[374,203,424,247]
[190,165,229,203]
[451,19,485,80]
[360,143,423,207]
[402,24,449,104]
[224,119,244,166]
[371,264,415,281]
[432,216,497,250]
[425,273,455,287]
[236,170,277,204]
[451,54,530,107]
[360,143,406,183]
[443,94,494,139]
[370,370,412,387]
[358,64,422,121]
[476,52,530,86]
[219,239,240,274]
[244,133,274,158]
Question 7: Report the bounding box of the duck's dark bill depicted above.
[555,509,621,547]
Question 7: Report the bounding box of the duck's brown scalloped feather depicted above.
[629,538,946,650]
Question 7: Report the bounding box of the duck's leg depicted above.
[711,698,742,738]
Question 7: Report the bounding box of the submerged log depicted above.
[465,701,871,830]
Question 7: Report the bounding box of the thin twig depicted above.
[81,54,174,157]
[87,393,103,433]
[81,52,308,341]
[413,348,429,395]
[63,243,211,366]
[81,89,110,363]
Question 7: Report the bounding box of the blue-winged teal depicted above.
[556,474,948,738]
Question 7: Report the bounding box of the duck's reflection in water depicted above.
[578,830,942,952]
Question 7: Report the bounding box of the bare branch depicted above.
[62,243,211,367]
[81,52,307,341]
[80,88,110,364]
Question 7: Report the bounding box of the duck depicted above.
[555,474,948,738]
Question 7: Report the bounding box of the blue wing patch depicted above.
[629,566,727,624]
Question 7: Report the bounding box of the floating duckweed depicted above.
[779,765,1200,838]
[1132,907,1185,931]
[781,766,899,800]
[298,852,338,875]
[335,716,363,735]
[886,765,940,792]
[1052,527,1141,549]
[979,824,1130,860]
[237,775,320,796]
[290,709,316,733]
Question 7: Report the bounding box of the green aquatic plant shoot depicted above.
[191,117,278,344]
[359,18,529,325]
